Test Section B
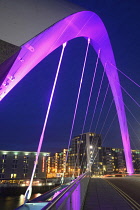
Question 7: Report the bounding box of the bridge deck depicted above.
[83,178,132,210]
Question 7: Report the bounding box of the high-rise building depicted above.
[46,132,102,178]
[45,132,140,178]
[69,132,101,176]
[132,150,140,174]
[98,147,126,176]
[92,147,140,176]
[46,149,71,178]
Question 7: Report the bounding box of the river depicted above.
[0,193,42,210]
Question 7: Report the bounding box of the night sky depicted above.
[0,0,140,154]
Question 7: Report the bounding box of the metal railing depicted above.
[42,172,90,210]
[15,172,90,210]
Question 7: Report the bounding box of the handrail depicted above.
[42,172,90,210]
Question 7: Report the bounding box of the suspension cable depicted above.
[124,103,140,126]
[81,137,99,174]
[102,113,117,144]
[110,63,140,88]
[89,70,105,132]
[81,49,101,134]
[128,121,140,143]
[80,67,110,174]
[87,112,117,173]
[80,100,116,175]
[129,134,138,150]
[115,91,140,126]
[99,99,114,134]
[80,86,114,174]
[95,83,110,132]
[80,133,102,175]
[83,112,117,174]
[24,42,67,202]
[85,96,117,173]
[72,49,101,176]
[120,84,140,108]
[65,38,90,167]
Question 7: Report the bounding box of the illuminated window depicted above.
[24,173,27,178]
[24,156,29,160]
[2,159,6,163]
[42,156,45,172]
[11,174,17,178]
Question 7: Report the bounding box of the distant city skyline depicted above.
[0,0,140,154]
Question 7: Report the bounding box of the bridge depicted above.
[15,174,140,210]
[0,0,140,210]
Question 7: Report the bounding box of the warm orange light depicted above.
[42,156,45,172]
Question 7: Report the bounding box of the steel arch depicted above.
[0,11,134,174]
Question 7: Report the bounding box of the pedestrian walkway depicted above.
[83,178,133,210]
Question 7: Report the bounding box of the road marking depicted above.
[105,179,140,210]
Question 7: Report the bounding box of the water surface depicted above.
[0,193,42,210]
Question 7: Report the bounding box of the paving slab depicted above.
[83,178,133,210]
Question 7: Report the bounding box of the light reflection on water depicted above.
[0,193,42,210]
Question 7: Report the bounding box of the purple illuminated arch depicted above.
[0,11,133,174]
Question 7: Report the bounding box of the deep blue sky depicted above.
[0,0,140,153]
